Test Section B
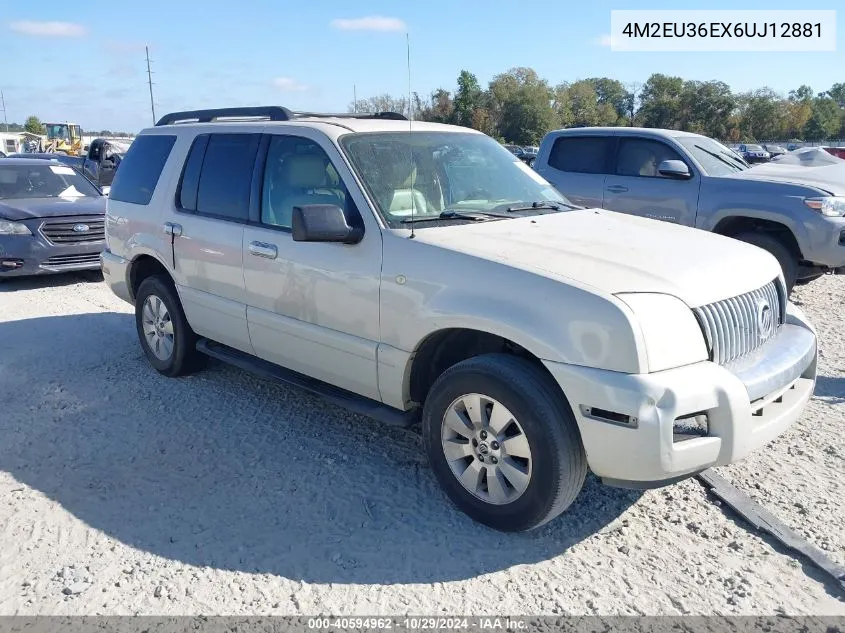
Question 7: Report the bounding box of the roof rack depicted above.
[155,106,294,126]
[155,106,408,126]
[292,111,408,121]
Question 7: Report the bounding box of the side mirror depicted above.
[658,159,692,179]
[291,204,363,244]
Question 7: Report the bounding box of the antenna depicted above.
[353,84,357,113]
[0,90,7,132]
[407,32,416,239]
[146,45,156,125]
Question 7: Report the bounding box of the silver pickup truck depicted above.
[534,127,845,291]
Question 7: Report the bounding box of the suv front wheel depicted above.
[422,354,587,532]
[135,275,205,377]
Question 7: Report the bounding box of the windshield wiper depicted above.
[499,201,580,212]
[694,145,747,171]
[400,210,509,224]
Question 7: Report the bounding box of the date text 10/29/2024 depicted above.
[308,618,527,630]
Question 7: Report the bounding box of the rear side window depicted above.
[109,135,176,205]
[192,134,260,221]
[177,135,209,211]
[547,136,611,174]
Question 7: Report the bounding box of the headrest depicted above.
[0,169,19,184]
[284,155,326,188]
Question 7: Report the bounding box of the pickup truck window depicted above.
[676,136,749,176]
[548,136,611,174]
[260,135,348,230]
[340,132,566,228]
[615,138,683,178]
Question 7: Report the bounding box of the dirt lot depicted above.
[0,272,843,616]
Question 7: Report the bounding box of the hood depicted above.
[412,210,781,308]
[725,162,845,195]
[0,196,106,221]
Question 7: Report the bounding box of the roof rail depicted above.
[154,107,409,127]
[155,106,294,126]
[292,111,408,121]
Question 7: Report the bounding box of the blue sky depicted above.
[1,0,842,132]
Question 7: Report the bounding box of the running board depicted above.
[195,339,418,428]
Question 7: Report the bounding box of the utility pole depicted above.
[0,90,7,132]
[146,46,156,125]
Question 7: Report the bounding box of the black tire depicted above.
[422,353,587,532]
[135,275,205,377]
[732,231,798,293]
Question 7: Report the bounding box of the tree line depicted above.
[352,69,845,146]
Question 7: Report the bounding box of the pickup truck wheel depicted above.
[733,232,798,293]
[135,275,205,377]
[422,354,586,532]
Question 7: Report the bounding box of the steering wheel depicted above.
[466,188,492,199]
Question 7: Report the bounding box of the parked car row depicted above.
[79,106,820,532]
[502,143,538,165]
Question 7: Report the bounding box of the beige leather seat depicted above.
[266,155,343,227]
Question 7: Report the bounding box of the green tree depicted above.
[453,70,482,128]
[803,97,841,140]
[487,67,556,144]
[740,88,785,140]
[587,78,630,124]
[827,82,845,108]
[678,80,735,138]
[416,89,454,123]
[636,74,684,129]
[24,115,43,134]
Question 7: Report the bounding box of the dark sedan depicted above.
[738,143,771,163]
[0,159,106,278]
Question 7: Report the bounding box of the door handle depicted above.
[163,222,182,237]
[249,241,278,260]
[606,185,628,193]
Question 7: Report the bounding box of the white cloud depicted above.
[594,33,615,47]
[272,77,309,92]
[9,20,86,37]
[330,16,406,32]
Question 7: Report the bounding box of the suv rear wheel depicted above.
[422,354,586,532]
[135,275,205,377]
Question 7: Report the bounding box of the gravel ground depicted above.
[0,272,842,616]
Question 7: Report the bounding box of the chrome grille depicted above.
[41,218,105,244]
[694,279,783,365]
[42,253,101,267]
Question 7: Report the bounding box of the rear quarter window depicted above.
[547,136,611,174]
[109,135,176,205]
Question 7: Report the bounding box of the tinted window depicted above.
[615,138,683,177]
[195,134,260,221]
[547,136,610,174]
[261,135,348,229]
[109,135,176,205]
[177,134,209,211]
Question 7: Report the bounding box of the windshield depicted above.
[677,136,750,176]
[46,124,69,140]
[745,144,764,151]
[340,132,569,228]
[0,163,101,200]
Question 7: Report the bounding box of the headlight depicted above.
[0,220,32,235]
[616,293,709,373]
[804,196,845,217]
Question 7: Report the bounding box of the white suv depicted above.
[101,106,817,532]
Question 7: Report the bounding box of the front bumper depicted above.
[0,232,103,277]
[100,250,132,304]
[544,305,817,487]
